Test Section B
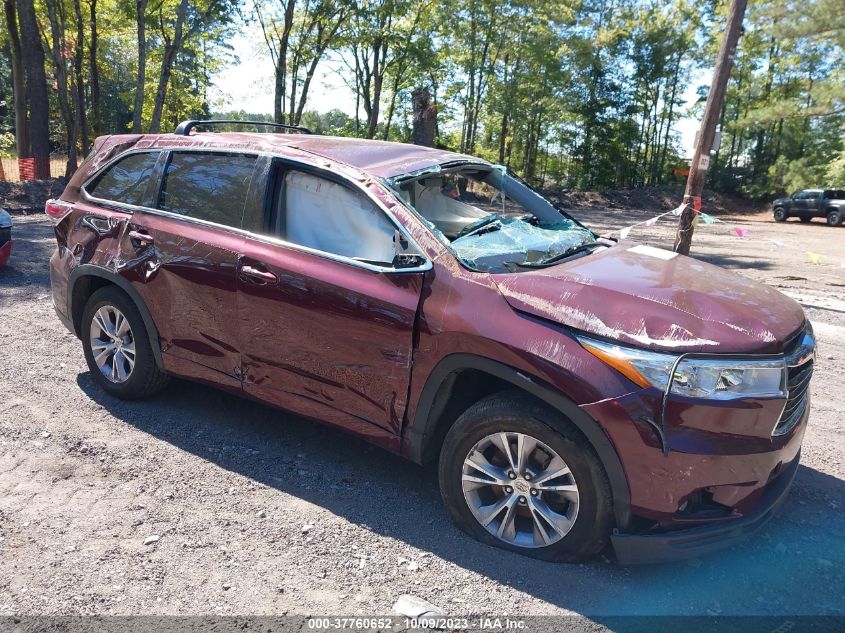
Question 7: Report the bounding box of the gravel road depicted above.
[1,212,843,618]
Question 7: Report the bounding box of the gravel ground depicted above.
[1,212,843,618]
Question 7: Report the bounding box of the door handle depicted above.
[240,264,278,284]
[128,229,154,246]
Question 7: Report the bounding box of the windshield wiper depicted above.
[457,214,502,239]
[511,242,603,269]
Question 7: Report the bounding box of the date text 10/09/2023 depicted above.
[307,617,527,630]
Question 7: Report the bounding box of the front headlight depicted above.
[671,358,786,399]
[577,336,787,399]
[576,337,677,390]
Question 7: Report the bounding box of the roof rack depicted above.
[174,119,312,136]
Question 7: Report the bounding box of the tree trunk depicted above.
[460,9,478,154]
[353,53,361,135]
[132,0,148,132]
[287,57,300,125]
[657,52,683,183]
[411,87,436,147]
[44,0,78,177]
[88,0,100,135]
[468,39,490,154]
[497,53,510,164]
[3,0,29,166]
[382,75,401,141]
[293,15,345,126]
[273,63,284,123]
[294,56,322,125]
[752,38,778,176]
[16,0,50,178]
[72,0,89,158]
[366,40,386,139]
[271,0,296,124]
[149,0,189,133]
[581,59,600,188]
[727,70,745,175]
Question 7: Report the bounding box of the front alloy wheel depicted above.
[90,305,136,383]
[439,392,613,562]
[462,432,580,548]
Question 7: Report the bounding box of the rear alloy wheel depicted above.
[90,305,136,383]
[773,207,787,222]
[827,210,842,226]
[439,392,613,562]
[82,286,169,399]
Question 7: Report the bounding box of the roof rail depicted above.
[174,119,312,136]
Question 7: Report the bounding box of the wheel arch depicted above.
[406,353,631,529]
[68,265,165,370]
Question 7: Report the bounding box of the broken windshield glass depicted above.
[451,217,596,271]
[395,165,598,272]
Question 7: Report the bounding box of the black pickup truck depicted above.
[773,189,845,225]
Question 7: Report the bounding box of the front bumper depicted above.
[581,372,809,564]
[611,451,799,565]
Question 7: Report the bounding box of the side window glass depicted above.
[158,152,257,228]
[282,170,397,264]
[87,152,160,206]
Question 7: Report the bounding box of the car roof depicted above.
[144,132,486,180]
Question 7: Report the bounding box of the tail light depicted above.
[45,199,73,223]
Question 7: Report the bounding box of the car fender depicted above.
[67,264,165,370]
[406,352,632,529]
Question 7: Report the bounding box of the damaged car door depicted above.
[236,164,427,438]
[124,150,258,383]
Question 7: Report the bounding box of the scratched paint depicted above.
[493,242,803,354]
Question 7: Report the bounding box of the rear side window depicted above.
[158,152,257,228]
[87,152,160,206]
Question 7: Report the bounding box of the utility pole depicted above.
[674,0,747,255]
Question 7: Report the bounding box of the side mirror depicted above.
[390,229,429,271]
[392,253,429,270]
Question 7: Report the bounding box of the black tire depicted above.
[800,216,812,223]
[81,285,169,399]
[773,207,787,222]
[438,391,613,563]
[826,210,842,226]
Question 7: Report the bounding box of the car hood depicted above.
[493,243,805,354]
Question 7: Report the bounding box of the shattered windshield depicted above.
[394,166,599,273]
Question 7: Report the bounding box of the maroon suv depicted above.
[48,121,814,564]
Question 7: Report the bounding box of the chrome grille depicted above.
[773,326,815,436]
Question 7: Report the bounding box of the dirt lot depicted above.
[1,202,844,619]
